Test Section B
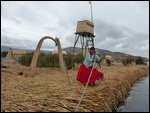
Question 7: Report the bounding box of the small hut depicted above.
[6,48,27,60]
[105,55,113,61]
[52,50,67,55]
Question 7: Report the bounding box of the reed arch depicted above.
[29,36,67,77]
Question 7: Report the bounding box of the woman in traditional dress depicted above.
[76,47,104,86]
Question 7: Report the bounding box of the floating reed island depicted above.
[1,61,149,112]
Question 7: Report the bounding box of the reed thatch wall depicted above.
[52,50,67,55]
[6,50,27,59]
[76,20,94,35]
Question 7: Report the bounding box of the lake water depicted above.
[119,75,149,112]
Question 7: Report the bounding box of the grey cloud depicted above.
[94,19,125,41]
[11,17,22,25]
[134,1,149,9]
[93,18,149,57]
[1,34,37,50]
[1,1,149,58]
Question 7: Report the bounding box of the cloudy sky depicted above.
[1,1,149,58]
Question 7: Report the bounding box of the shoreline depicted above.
[97,65,149,112]
[119,76,149,112]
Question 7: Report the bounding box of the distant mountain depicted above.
[1,45,143,59]
[62,47,128,57]
[1,46,12,52]
[62,47,82,53]
[1,46,52,54]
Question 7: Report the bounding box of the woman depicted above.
[76,47,104,86]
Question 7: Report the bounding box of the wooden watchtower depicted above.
[73,20,95,57]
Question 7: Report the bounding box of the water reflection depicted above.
[120,76,149,112]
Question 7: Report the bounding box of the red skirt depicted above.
[76,63,104,85]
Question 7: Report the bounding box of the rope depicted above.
[63,60,71,86]
[75,61,96,112]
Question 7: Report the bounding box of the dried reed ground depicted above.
[1,61,149,112]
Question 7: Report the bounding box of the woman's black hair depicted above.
[89,46,95,50]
